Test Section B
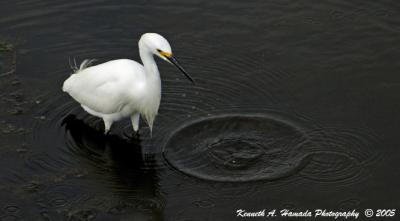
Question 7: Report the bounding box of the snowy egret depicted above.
[62,33,194,135]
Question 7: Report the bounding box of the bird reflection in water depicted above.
[61,114,162,220]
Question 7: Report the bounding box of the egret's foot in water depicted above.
[104,129,111,136]
[131,131,140,140]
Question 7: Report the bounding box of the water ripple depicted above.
[163,114,312,182]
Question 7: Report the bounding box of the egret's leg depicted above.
[131,113,140,132]
[103,118,113,134]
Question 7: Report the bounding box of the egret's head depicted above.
[140,33,172,60]
[140,33,195,84]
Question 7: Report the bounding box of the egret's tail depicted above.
[79,59,97,71]
[68,58,97,73]
[63,58,97,92]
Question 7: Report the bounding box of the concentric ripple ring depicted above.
[163,114,314,182]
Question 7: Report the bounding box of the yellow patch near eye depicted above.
[159,51,172,58]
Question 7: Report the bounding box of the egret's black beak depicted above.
[166,56,195,84]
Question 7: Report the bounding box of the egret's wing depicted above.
[63,60,143,114]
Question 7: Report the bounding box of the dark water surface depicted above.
[0,0,399,220]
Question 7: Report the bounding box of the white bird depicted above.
[62,33,194,135]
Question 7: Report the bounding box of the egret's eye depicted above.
[158,49,172,58]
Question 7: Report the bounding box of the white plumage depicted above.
[62,33,194,135]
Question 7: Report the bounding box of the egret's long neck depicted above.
[138,40,161,132]
[139,42,161,84]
